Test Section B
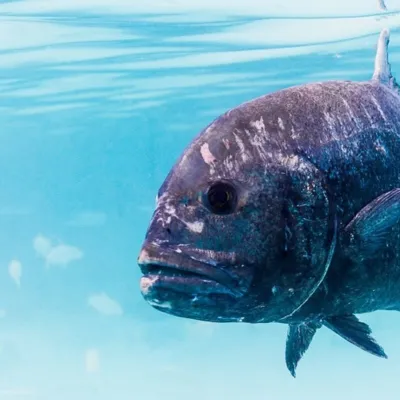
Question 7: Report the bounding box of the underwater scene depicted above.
[2,0,400,399]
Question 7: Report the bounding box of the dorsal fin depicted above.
[378,0,387,11]
[372,28,399,92]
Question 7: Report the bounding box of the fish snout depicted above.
[137,241,254,300]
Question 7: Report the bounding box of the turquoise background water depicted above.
[1,1,400,399]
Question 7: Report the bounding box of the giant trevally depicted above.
[137,28,400,377]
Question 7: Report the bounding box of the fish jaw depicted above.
[137,242,255,322]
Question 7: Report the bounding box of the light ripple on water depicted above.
[0,1,399,116]
[0,0,397,17]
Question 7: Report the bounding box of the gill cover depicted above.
[262,157,337,322]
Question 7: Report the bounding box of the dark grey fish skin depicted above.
[137,28,400,375]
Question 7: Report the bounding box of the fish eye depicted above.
[204,181,237,215]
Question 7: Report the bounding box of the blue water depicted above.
[2,1,400,399]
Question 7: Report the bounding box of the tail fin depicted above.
[372,28,399,93]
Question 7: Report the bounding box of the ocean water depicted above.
[2,0,400,399]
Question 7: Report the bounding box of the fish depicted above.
[137,28,400,377]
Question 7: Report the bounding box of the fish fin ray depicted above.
[372,28,400,93]
[344,188,400,257]
[285,322,320,378]
[323,314,387,358]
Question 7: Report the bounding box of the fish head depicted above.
[138,112,336,323]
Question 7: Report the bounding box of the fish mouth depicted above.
[138,243,250,301]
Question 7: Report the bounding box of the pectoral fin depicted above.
[285,322,321,378]
[323,314,387,359]
[344,188,400,258]
[284,315,386,377]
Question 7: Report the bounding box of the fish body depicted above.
[137,29,400,376]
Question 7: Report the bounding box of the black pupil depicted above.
[207,183,236,214]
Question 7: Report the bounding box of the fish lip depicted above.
[140,274,243,299]
[137,244,249,298]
